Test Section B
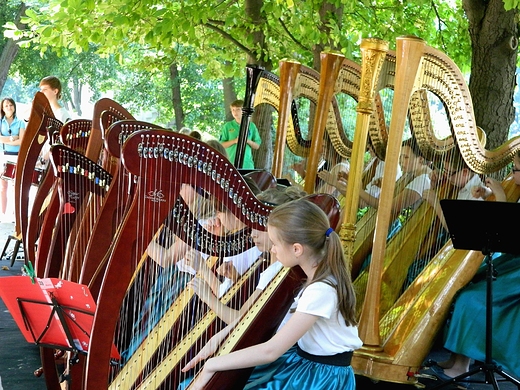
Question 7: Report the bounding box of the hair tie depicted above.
[325,227,334,238]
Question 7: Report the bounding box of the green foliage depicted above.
[6,0,471,74]
[503,0,520,10]
[1,0,476,129]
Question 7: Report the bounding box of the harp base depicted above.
[352,349,423,387]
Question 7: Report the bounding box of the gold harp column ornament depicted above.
[272,60,301,177]
[303,51,345,194]
[358,35,426,349]
[339,38,389,269]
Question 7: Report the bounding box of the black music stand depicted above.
[431,199,520,390]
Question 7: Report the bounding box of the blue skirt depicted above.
[444,253,520,377]
[244,346,356,390]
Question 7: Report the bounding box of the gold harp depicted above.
[350,35,520,386]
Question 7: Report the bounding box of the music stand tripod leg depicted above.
[10,236,22,267]
[1,234,22,267]
[0,236,10,259]
[430,252,520,390]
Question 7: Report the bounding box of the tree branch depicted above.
[431,1,447,49]
[203,22,255,58]
[277,17,311,51]
[207,18,226,26]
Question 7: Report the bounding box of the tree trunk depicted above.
[169,63,185,130]
[242,0,276,168]
[222,76,237,122]
[0,3,27,94]
[245,0,272,70]
[312,1,344,71]
[72,77,82,116]
[463,0,518,149]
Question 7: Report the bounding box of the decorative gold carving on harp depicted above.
[83,130,273,389]
[350,35,520,386]
[254,65,315,171]
[275,44,392,267]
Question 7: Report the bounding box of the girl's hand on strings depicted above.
[483,177,501,198]
[185,250,204,272]
[188,277,214,301]
[337,170,349,183]
[217,262,239,282]
[202,216,224,236]
[181,335,221,372]
[317,170,334,185]
[471,185,488,199]
[188,365,216,390]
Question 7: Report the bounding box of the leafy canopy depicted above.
[6,0,473,74]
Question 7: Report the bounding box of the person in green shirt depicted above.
[219,100,261,169]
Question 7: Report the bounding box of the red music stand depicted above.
[0,276,120,360]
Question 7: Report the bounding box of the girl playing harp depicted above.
[188,199,362,390]
[121,176,264,362]
[424,146,487,231]
[359,137,431,221]
[187,185,307,325]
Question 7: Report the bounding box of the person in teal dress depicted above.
[440,253,520,378]
[186,199,363,390]
[430,151,520,380]
[219,100,261,169]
